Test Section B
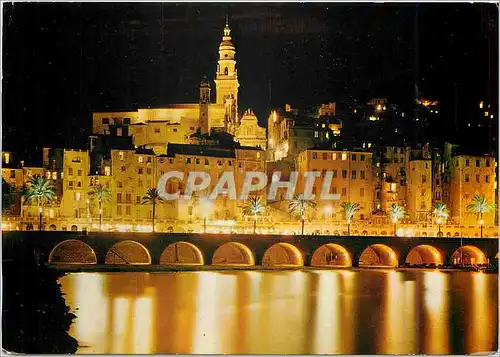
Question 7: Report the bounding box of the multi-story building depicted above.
[448,154,496,226]
[296,148,374,223]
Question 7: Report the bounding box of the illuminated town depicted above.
[2,20,497,239]
[2,3,498,355]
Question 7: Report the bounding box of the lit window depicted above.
[341,153,348,161]
[332,153,337,160]
[104,166,111,176]
[138,156,143,163]
[4,153,10,164]
[314,131,319,138]
[46,171,51,180]
[52,172,57,180]
[390,183,397,192]
[312,152,317,159]
[119,151,124,161]
[75,192,81,201]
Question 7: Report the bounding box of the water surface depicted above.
[59,270,498,354]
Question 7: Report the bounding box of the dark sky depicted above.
[2,3,498,160]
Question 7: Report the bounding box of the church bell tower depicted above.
[214,18,239,132]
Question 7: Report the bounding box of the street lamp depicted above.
[479,219,484,238]
[392,217,398,236]
[437,218,442,236]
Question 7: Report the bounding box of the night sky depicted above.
[2,3,498,162]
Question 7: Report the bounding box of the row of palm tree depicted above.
[16,175,496,236]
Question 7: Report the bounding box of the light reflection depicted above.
[468,272,493,353]
[132,294,154,354]
[312,271,341,354]
[112,297,131,353]
[423,271,449,354]
[380,271,405,354]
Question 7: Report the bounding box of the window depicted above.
[121,166,126,172]
[486,159,490,167]
[102,118,110,124]
[360,154,365,161]
[312,152,317,159]
[117,206,122,215]
[465,159,470,167]
[360,187,364,197]
[342,170,347,179]
[147,168,152,175]
[421,190,425,197]
[117,181,123,188]
[332,153,337,160]
[224,67,228,75]
[360,170,365,179]
[217,160,222,166]
[342,187,347,196]
[77,169,82,176]
[351,170,356,179]
[119,151,124,161]
[136,196,141,204]
[138,180,143,187]
[154,128,161,134]
[465,174,470,182]
[173,128,178,132]
[314,131,319,138]
[476,159,480,167]
[124,118,131,125]
[205,159,209,166]
[68,168,73,176]
[169,158,174,164]
[138,168,143,174]
[352,154,356,161]
[46,171,51,180]
[69,181,74,188]
[436,192,441,200]
[455,160,459,167]
[104,166,111,176]
[126,193,131,203]
[52,172,57,180]
[322,153,328,160]
[332,170,337,178]
[10,170,15,178]
[77,181,81,187]
[421,175,427,184]
[485,175,489,183]
[228,160,232,166]
[476,174,480,183]
[117,193,122,203]
[195,158,200,165]
[138,156,144,163]
[186,158,191,164]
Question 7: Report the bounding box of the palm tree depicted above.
[89,184,111,232]
[23,176,56,231]
[142,188,164,232]
[387,204,406,236]
[2,179,15,213]
[432,202,450,236]
[243,196,266,234]
[340,202,360,236]
[466,194,495,237]
[289,194,317,235]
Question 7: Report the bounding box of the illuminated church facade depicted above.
[91,21,266,154]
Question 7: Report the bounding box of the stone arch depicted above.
[421,232,427,237]
[371,230,377,236]
[262,243,303,267]
[311,244,352,267]
[167,226,174,233]
[71,225,78,231]
[160,241,204,265]
[454,232,460,237]
[405,245,443,266]
[451,245,487,266]
[49,239,97,265]
[333,230,340,236]
[61,226,67,231]
[212,242,255,266]
[105,240,151,265]
[359,244,398,267]
[352,230,359,235]
[446,232,452,237]
[362,230,368,236]
[380,230,388,236]
[49,224,57,231]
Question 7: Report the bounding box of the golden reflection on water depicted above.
[58,270,498,355]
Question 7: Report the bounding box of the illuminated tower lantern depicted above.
[214,18,239,134]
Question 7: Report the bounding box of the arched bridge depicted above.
[3,232,498,269]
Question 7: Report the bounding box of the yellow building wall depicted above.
[406,160,432,222]
[450,155,496,226]
[60,150,90,220]
[296,150,374,222]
